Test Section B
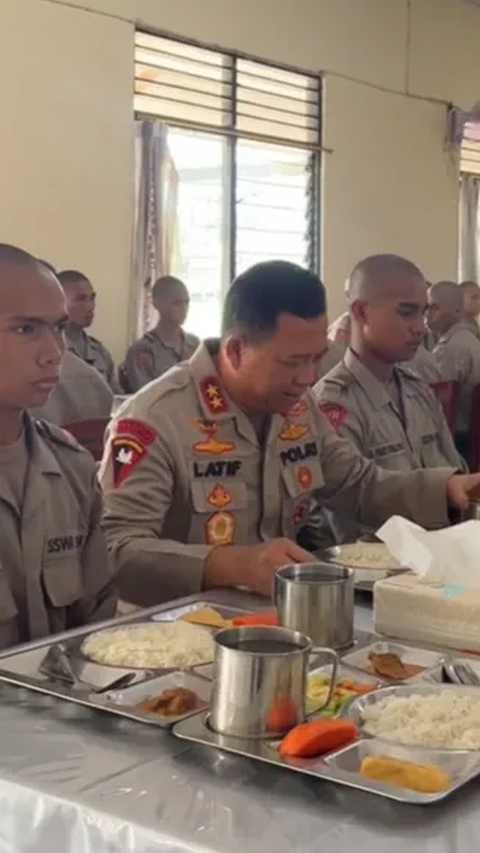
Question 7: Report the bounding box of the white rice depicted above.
[82,622,214,669]
[362,692,480,749]
[334,543,400,570]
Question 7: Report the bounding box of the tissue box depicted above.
[374,573,480,652]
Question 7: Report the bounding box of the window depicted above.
[134,32,321,337]
[459,122,480,282]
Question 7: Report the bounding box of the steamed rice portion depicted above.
[363,692,480,749]
[82,622,214,669]
[334,543,400,570]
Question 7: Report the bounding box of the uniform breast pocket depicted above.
[419,431,442,467]
[189,481,248,547]
[42,534,85,608]
[280,459,325,536]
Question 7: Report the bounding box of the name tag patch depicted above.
[46,533,85,555]
[280,441,318,466]
[193,460,242,478]
[421,433,436,446]
[373,442,404,459]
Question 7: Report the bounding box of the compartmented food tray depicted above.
[342,640,445,681]
[173,695,480,805]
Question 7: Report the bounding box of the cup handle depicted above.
[305,647,338,719]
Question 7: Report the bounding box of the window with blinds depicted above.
[134,32,321,150]
[133,32,322,337]
[460,121,480,175]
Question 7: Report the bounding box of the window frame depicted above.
[134,29,322,281]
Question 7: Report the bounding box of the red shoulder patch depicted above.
[318,403,347,431]
[115,418,157,445]
[199,376,229,415]
[135,349,153,366]
[111,437,145,487]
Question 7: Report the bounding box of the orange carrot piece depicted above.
[279,718,358,758]
[232,611,278,627]
[350,683,377,694]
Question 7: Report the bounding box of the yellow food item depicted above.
[359,755,450,794]
[179,607,231,628]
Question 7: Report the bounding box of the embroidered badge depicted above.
[292,499,309,527]
[286,400,308,418]
[115,419,157,445]
[278,421,309,442]
[111,437,146,487]
[199,376,229,415]
[135,349,153,366]
[207,483,232,509]
[318,403,347,432]
[205,511,236,546]
[192,418,235,455]
[297,467,313,490]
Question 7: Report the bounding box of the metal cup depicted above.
[274,562,354,650]
[209,625,338,739]
[465,500,480,521]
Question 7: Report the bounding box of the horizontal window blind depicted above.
[461,121,480,176]
[135,32,321,150]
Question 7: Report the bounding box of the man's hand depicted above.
[447,473,480,510]
[203,538,313,597]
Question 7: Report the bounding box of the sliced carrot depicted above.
[279,718,358,758]
[350,683,377,694]
[232,611,278,627]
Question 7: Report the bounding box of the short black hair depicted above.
[152,275,185,301]
[222,260,326,339]
[460,280,479,292]
[57,269,90,288]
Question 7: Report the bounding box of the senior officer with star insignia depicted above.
[99,260,480,607]
[0,244,116,648]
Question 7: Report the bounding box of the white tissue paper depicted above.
[374,517,480,651]
[376,516,480,588]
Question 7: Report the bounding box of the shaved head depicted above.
[348,254,427,365]
[57,269,96,328]
[348,254,424,303]
[426,281,463,335]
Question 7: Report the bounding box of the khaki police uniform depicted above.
[0,415,116,649]
[313,348,464,541]
[463,316,480,340]
[99,340,454,607]
[31,351,113,425]
[432,322,480,433]
[66,327,121,393]
[123,328,200,392]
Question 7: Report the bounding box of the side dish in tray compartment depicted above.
[138,687,205,717]
[306,673,377,716]
[359,755,450,793]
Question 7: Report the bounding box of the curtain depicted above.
[459,173,480,282]
[130,121,179,340]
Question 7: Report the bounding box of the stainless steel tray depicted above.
[342,640,446,681]
[0,597,249,728]
[340,682,480,749]
[173,708,480,804]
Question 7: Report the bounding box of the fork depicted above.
[452,661,480,687]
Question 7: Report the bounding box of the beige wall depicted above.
[1,0,480,354]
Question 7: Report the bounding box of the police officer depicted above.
[58,269,121,393]
[0,245,116,648]
[31,349,113,425]
[314,255,464,542]
[427,280,480,451]
[99,260,480,607]
[122,275,200,392]
[459,280,480,339]
[327,273,441,383]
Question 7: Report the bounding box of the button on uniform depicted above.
[99,341,455,607]
[0,416,116,648]
[122,329,200,392]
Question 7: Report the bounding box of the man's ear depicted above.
[350,299,368,322]
[223,333,245,370]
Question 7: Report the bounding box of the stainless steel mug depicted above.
[274,562,354,650]
[465,501,480,521]
[209,625,338,738]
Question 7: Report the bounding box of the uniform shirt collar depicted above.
[189,339,235,421]
[24,414,63,475]
[343,347,396,411]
